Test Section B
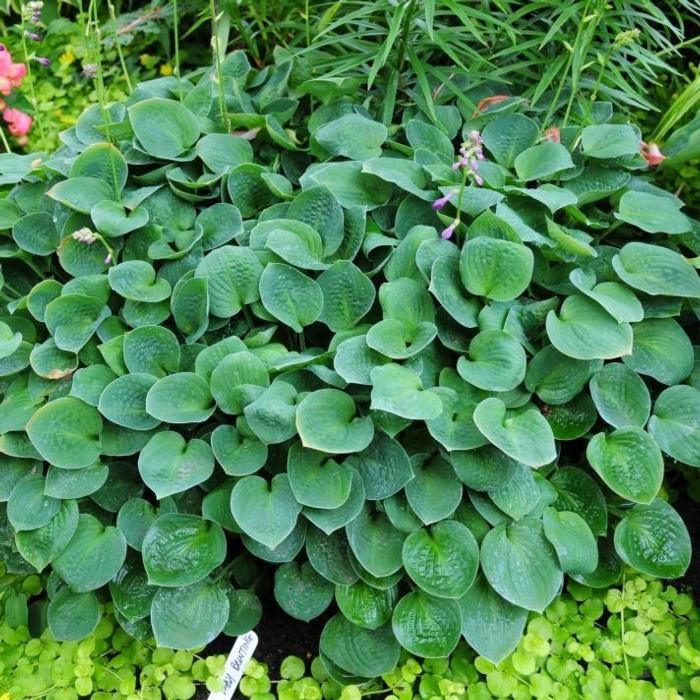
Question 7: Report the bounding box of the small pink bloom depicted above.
[3,108,32,136]
[640,141,665,167]
[544,127,560,144]
[432,192,454,211]
[441,220,458,240]
[0,45,27,94]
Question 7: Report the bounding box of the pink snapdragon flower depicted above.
[0,45,27,96]
[3,108,32,140]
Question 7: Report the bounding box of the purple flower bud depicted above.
[35,56,50,66]
[441,220,458,240]
[468,130,483,145]
[451,161,461,171]
[474,174,484,187]
[470,159,479,172]
[25,31,41,41]
[432,192,454,211]
[104,254,112,265]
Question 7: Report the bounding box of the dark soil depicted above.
[674,494,700,595]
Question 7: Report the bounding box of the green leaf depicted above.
[45,463,108,499]
[92,201,149,238]
[259,263,323,332]
[7,473,61,532]
[514,142,574,181]
[129,98,200,159]
[146,372,215,423]
[622,318,693,386]
[13,212,60,255]
[392,591,462,658]
[15,499,79,571]
[614,500,691,578]
[473,398,556,467]
[143,513,226,586]
[244,381,298,444]
[482,114,539,168]
[123,325,180,378]
[306,527,359,585]
[116,498,158,551]
[288,184,345,257]
[586,428,663,504]
[303,161,393,209]
[210,351,269,415]
[303,469,365,535]
[110,555,155,622]
[45,294,110,353]
[53,514,126,592]
[457,330,526,392]
[171,277,209,343]
[615,191,691,234]
[362,157,434,200]
[296,389,374,454]
[98,373,160,430]
[581,124,640,158]
[405,456,462,525]
[589,362,650,429]
[195,133,252,174]
[48,177,116,212]
[274,560,334,622]
[288,443,354,509]
[612,242,700,298]
[224,589,263,636]
[318,261,376,331]
[346,505,406,578]
[138,431,214,498]
[210,424,267,476]
[648,385,700,467]
[451,445,519,491]
[542,507,598,575]
[230,474,301,549]
[546,295,633,360]
[459,574,528,664]
[47,587,100,642]
[335,580,397,630]
[151,580,229,649]
[426,387,488,451]
[370,364,443,420]
[569,268,643,323]
[402,521,478,599]
[460,237,533,302]
[487,462,541,520]
[320,615,400,677]
[550,467,608,536]
[108,261,171,303]
[429,256,479,328]
[315,113,388,160]
[480,518,563,612]
[27,397,102,469]
[70,142,128,190]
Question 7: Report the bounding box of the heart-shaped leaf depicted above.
[274,560,334,622]
[649,385,700,467]
[589,363,650,429]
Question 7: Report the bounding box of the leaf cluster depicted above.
[0,48,697,671]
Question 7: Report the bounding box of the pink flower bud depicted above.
[2,108,32,136]
[640,141,665,167]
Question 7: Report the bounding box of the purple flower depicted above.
[474,174,484,186]
[104,254,112,265]
[24,31,41,41]
[441,220,458,240]
[34,56,50,66]
[432,192,454,211]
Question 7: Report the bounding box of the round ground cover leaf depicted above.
[151,580,229,650]
[44,293,110,353]
[123,326,180,378]
[224,589,263,636]
[29,339,78,379]
[580,124,640,158]
[622,318,693,386]
[429,256,480,328]
[426,387,489,452]
[614,499,691,578]
[142,513,226,587]
[457,330,526,392]
[392,591,462,658]
[473,398,556,467]
[117,498,158,551]
[13,212,60,255]
[569,268,643,323]
[47,587,100,642]
[586,428,663,504]
[550,467,607,535]
[288,443,354,509]
[244,381,298,444]
[287,184,345,257]
[98,373,160,430]
[109,555,156,622]
[649,385,700,467]
[544,392,598,441]
[482,114,539,168]
[108,261,171,302]
[7,473,61,531]
[542,507,598,575]
[460,236,533,301]
[195,245,263,318]
[210,351,270,415]
[210,424,267,476]
[195,133,252,174]
[370,364,443,420]
[0,321,22,359]
[366,318,437,360]
[514,142,574,181]
[525,345,594,405]
[138,431,214,498]
[53,514,126,592]
[403,521,479,599]
[405,456,462,525]
[259,263,323,332]
[317,261,375,331]
[303,468,365,535]
[480,518,563,612]
[315,113,388,160]
[546,295,633,360]
[27,397,102,469]
[306,527,358,585]
[451,445,520,491]
[459,573,528,664]
[48,176,115,213]
[334,335,390,386]
[346,505,406,577]
[487,462,541,520]
[344,433,413,500]
[615,191,691,234]
[589,363,651,429]
[171,276,209,343]
[296,389,374,454]
[129,98,199,159]
[15,499,79,571]
[612,242,700,298]
[91,201,149,238]
[146,372,215,423]
[231,474,301,549]
[274,560,334,622]
[335,580,397,630]
[320,615,400,678]
[45,463,108,499]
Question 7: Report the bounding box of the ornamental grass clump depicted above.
[0,50,697,680]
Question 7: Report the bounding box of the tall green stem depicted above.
[210,0,230,132]
[19,30,45,143]
[107,0,133,91]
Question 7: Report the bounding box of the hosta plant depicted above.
[0,50,696,679]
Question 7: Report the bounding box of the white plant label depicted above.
[208,630,259,700]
